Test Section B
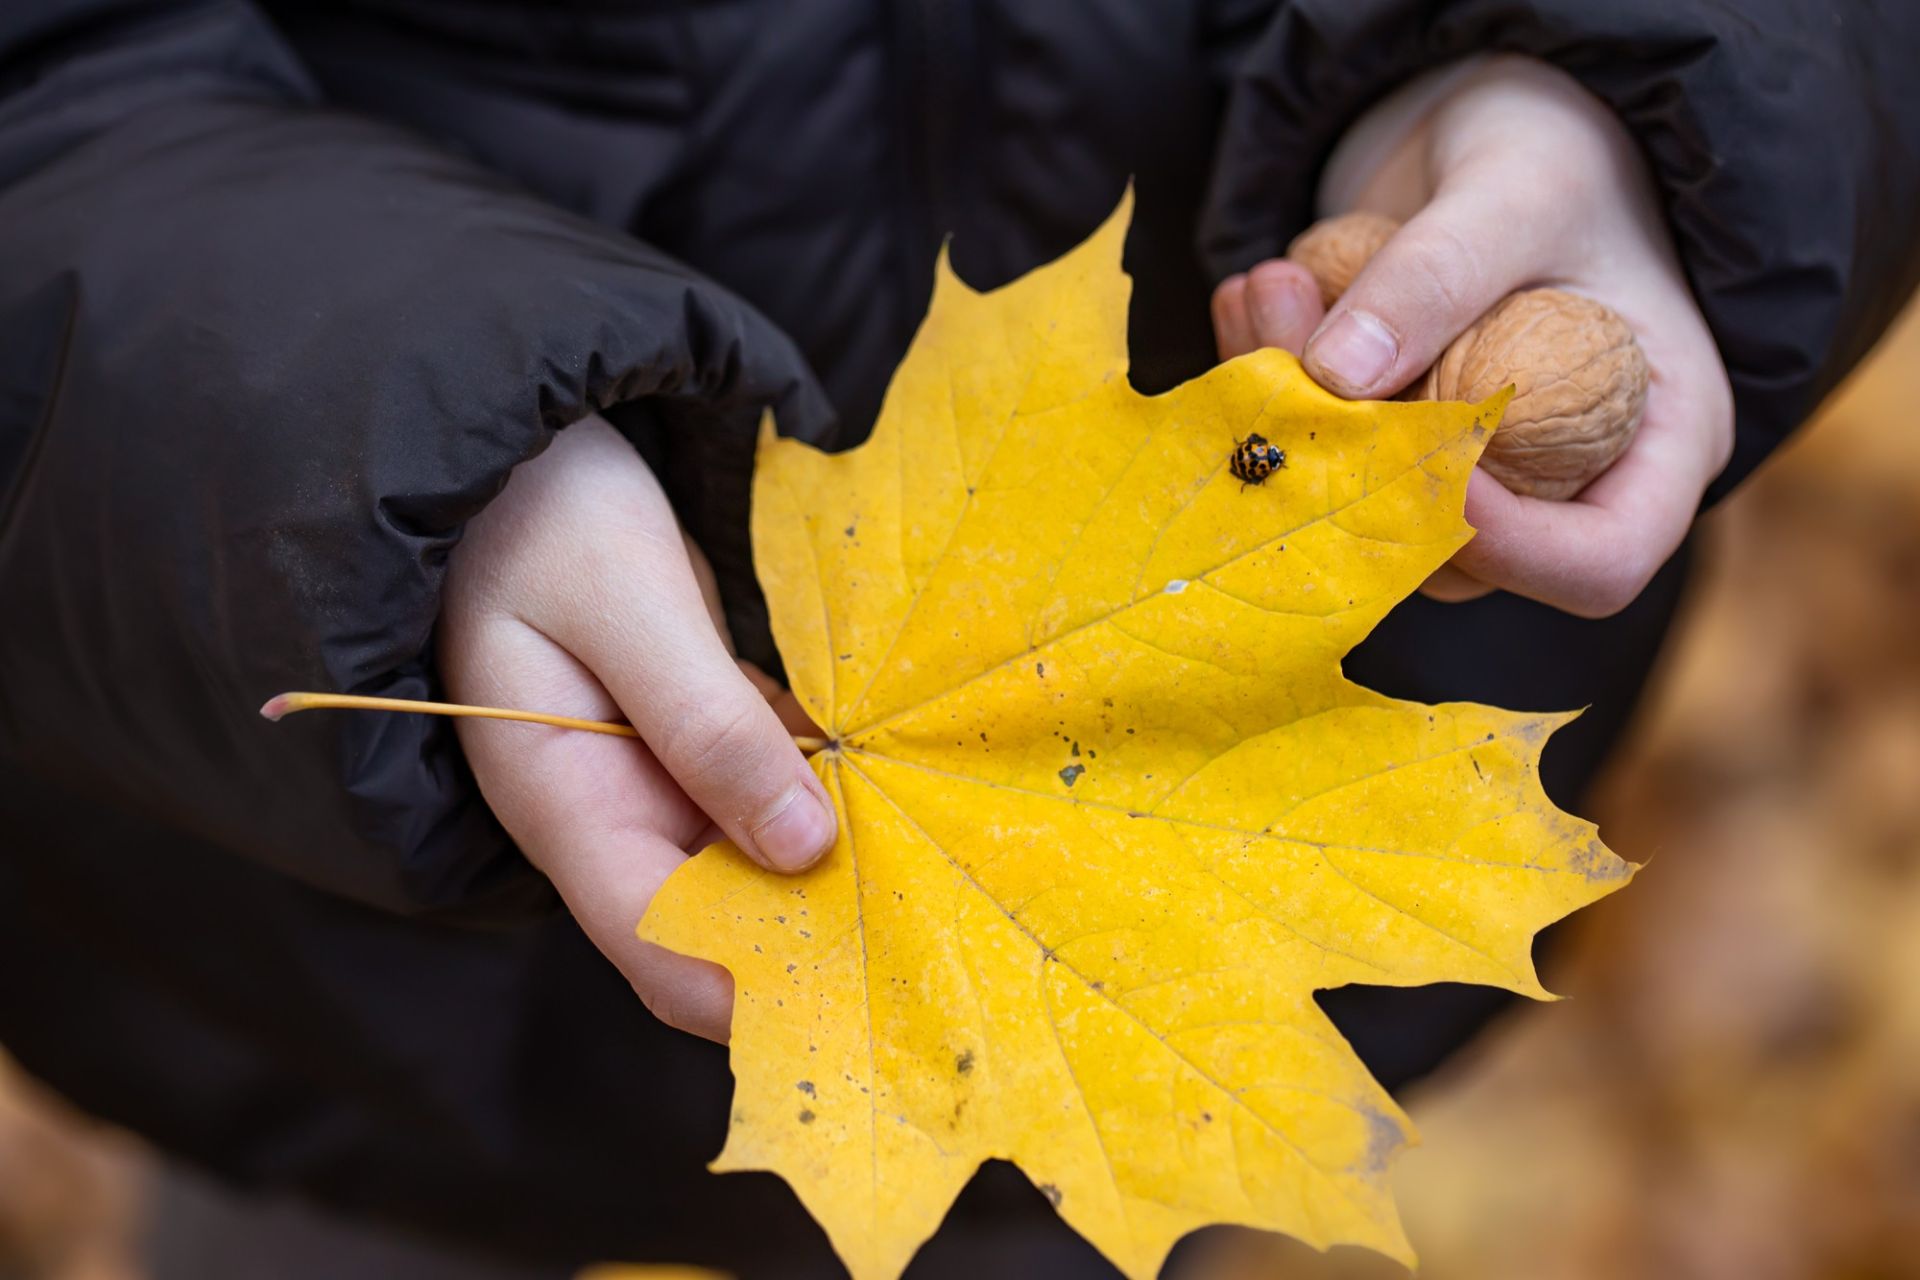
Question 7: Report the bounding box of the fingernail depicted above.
[1308,309,1398,396]
[750,782,835,871]
[1249,276,1308,346]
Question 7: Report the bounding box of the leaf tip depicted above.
[1474,383,1518,430]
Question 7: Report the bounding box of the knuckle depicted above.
[634,966,732,1040]
[634,979,686,1031]
[663,697,775,796]
[1389,220,1489,323]
[1578,555,1653,619]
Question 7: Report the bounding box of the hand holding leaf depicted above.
[639,194,1634,1277]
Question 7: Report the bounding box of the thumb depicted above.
[1301,187,1548,399]
[512,420,837,874]
[573,585,836,874]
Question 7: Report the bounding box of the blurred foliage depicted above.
[4,299,1917,1280]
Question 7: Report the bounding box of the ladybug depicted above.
[1229,433,1286,487]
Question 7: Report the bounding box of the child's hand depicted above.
[439,415,834,1042]
[1211,55,1734,618]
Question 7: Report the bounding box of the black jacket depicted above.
[2,1,1915,1275]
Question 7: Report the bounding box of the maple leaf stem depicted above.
[260,691,831,753]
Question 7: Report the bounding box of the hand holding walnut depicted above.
[1212,55,1733,618]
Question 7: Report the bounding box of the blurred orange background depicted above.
[6,298,1918,1280]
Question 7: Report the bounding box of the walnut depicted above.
[1285,212,1401,308]
[1284,212,1648,500]
[1417,288,1647,499]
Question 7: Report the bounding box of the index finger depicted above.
[1448,401,1715,617]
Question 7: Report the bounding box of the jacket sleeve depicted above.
[0,1,834,921]
[1200,0,1920,504]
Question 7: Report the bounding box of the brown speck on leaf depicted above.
[1036,662,1046,677]
[956,1049,974,1076]
[798,1080,816,1096]
[1070,741,1081,757]
[776,915,787,924]
[787,963,798,973]
[798,1109,816,1125]
[1059,763,1085,787]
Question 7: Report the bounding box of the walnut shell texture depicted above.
[1285,212,1401,308]
[1418,288,1648,499]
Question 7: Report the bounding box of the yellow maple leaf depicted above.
[638,193,1634,1279]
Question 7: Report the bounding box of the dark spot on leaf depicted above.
[776,915,786,924]
[1569,838,1631,883]
[1201,1111,1213,1123]
[1070,741,1081,757]
[799,929,811,938]
[845,525,856,537]
[956,1050,974,1075]
[1358,1108,1405,1174]
[753,943,762,953]
[1036,662,1045,677]
[798,1109,816,1125]
[797,1080,815,1096]
[1039,1183,1063,1208]
[787,963,798,974]
[1058,763,1085,787]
